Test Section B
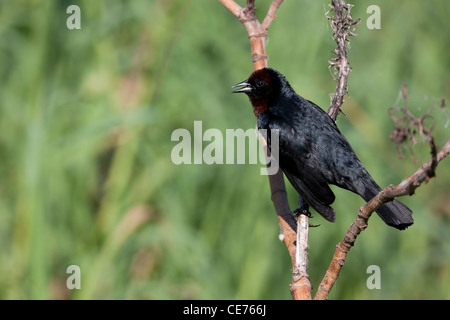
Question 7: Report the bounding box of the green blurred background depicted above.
[0,0,448,300]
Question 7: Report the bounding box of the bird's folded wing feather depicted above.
[267,119,337,222]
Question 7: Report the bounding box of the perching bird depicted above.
[232,68,413,230]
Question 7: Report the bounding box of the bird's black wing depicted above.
[267,118,336,222]
[304,100,413,229]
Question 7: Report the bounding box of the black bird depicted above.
[232,68,413,230]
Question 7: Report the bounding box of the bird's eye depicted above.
[256,80,266,88]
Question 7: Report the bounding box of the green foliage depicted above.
[0,0,448,299]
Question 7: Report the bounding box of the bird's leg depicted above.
[291,195,320,227]
[291,195,311,219]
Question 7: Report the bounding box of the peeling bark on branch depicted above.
[290,215,311,299]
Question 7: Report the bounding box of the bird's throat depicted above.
[250,97,269,116]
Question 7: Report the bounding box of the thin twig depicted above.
[389,83,440,172]
[262,0,284,30]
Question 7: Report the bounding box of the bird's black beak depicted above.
[232,80,253,94]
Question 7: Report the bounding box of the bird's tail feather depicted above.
[361,180,414,230]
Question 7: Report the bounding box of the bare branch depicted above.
[262,0,284,30]
[326,0,360,121]
[314,138,450,300]
[220,0,312,300]
[290,215,311,299]
[260,133,310,300]
[218,0,243,19]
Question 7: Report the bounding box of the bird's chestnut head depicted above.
[232,68,287,115]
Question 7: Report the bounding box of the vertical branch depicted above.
[219,0,312,300]
[326,0,360,121]
[291,215,311,299]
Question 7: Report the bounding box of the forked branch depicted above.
[219,0,312,300]
[220,0,448,301]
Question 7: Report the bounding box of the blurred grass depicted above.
[0,0,448,299]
